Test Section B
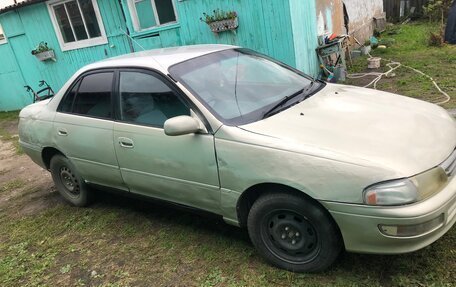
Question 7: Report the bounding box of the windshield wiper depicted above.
[262,80,317,119]
[262,88,304,119]
[299,79,317,102]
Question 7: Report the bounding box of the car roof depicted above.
[81,44,236,73]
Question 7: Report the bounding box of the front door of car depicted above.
[112,70,220,213]
[53,70,126,190]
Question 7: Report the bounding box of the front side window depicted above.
[119,71,189,127]
[48,0,107,51]
[0,24,6,44]
[60,72,113,119]
[128,0,177,31]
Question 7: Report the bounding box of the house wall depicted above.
[120,0,300,70]
[315,0,345,36]
[0,38,28,111]
[0,0,132,110]
[344,0,384,43]
[289,0,319,75]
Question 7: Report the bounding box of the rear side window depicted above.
[73,72,113,118]
[61,72,113,119]
[59,80,80,113]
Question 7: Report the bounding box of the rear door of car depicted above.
[53,69,126,191]
[112,69,220,213]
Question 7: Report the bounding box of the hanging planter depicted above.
[208,17,238,33]
[31,42,56,62]
[201,9,238,34]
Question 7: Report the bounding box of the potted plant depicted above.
[31,42,56,61]
[200,9,238,34]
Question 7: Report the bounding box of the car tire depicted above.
[50,154,92,207]
[247,192,342,272]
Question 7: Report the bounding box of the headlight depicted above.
[363,167,448,206]
[364,179,418,206]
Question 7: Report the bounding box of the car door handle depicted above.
[118,137,134,148]
[58,129,68,136]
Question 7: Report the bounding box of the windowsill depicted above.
[131,23,180,38]
[60,36,108,52]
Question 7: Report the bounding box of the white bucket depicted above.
[368,57,381,69]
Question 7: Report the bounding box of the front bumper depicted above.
[320,174,456,254]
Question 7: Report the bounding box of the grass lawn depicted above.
[1,22,455,287]
[346,22,456,110]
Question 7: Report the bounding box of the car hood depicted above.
[240,84,456,176]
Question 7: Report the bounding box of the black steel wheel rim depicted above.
[260,209,320,264]
[59,166,80,197]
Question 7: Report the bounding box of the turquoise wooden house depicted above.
[0,0,382,111]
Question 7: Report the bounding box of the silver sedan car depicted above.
[19,45,456,272]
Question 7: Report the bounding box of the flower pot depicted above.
[208,17,238,33]
[34,50,55,62]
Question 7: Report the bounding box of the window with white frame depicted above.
[128,0,177,32]
[47,0,107,51]
[0,24,6,45]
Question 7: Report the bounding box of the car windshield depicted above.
[169,48,316,125]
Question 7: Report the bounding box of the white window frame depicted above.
[0,23,7,45]
[47,0,108,51]
[127,0,178,32]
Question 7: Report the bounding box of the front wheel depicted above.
[247,192,342,272]
[50,154,92,207]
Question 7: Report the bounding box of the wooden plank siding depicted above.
[0,41,29,110]
[121,0,306,70]
[0,0,132,110]
[178,0,299,69]
[383,0,428,22]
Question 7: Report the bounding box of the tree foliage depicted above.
[423,0,454,22]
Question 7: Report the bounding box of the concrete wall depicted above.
[315,0,345,36]
[315,0,384,47]
[344,0,384,43]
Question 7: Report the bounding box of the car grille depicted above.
[440,148,456,177]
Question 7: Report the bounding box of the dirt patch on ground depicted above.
[0,126,59,218]
[0,118,19,135]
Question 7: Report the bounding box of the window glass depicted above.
[0,24,6,43]
[59,80,80,113]
[156,0,176,24]
[79,0,101,37]
[131,0,176,30]
[73,73,113,119]
[52,0,102,44]
[119,72,189,127]
[65,0,88,41]
[54,4,76,43]
[170,49,313,125]
[135,0,157,29]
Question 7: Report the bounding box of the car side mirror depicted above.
[164,115,202,136]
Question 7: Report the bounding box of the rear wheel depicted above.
[247,192,342,272]
[50,154,92,207]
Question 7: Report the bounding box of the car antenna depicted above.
[119,27,146,51]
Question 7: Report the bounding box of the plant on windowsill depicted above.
[200,9,238,34]
[31,42,56,62]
